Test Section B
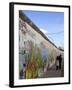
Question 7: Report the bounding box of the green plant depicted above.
[26,43,38,79]
[48,49,56,64]
[19,63,22,72]
[36,48,43,68]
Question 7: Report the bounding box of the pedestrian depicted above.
[58,54,62,70]
[56,56,59,70]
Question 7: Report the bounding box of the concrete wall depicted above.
[19,18,64,68]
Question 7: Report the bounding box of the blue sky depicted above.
[23,11,64,48]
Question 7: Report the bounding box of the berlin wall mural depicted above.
[19,11,64,79]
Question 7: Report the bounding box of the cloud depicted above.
[40,28,55,44]
[40,28,48,34]
[40,29,63,48]
[40,28,48,38]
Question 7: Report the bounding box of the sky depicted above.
[23,10,64,48]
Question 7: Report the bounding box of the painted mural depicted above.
[19,11,64,79]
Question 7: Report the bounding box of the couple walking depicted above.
[56,54,62,70]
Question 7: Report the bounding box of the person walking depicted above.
[56,56,59,70]
[58,54,62,70]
